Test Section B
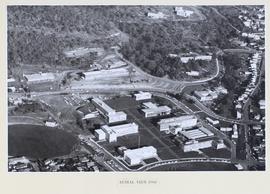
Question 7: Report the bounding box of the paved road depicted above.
[138,157,234,171]
[80,136,131,171]
[114,48,222,93]
[184,94,264,126]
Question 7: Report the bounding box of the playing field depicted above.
[8,124,78,159]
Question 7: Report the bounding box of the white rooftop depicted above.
[124,146,157,160]
[158,115,196,124]
[92,98,115,114]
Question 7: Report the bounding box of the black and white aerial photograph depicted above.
[7,5,265,172]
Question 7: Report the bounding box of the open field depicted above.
[8,124,78,159]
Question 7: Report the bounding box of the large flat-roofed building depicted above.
[123,146,157,166]
[92,98,127,123]
[174,7,194,17]
[174,135,213,152]
[182,139,213,152]
[100,123,139,142]
[23,72,56,83]
[186,71,199,77]
[179,127,214,140]
[194,89,218,101]
[174,127,214,152]
[134,91,152,101]
[141,102,171,118]
[158,115,197,132]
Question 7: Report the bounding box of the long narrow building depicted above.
[92,98,127,123]
[158,115,198,132]
[141,102,171,118]
[97,122,139,142]
[123,146,158,166]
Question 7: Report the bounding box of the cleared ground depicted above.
[8,124,78,159]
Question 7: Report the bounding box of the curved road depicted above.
[138,157,235,171]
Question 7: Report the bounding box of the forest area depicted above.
[8,6,242,80]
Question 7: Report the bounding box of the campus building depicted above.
[186,71,200,77]
[182,139,214,152]
[194,89,218,101]
[23,72,56,83]
[94,129,106,141]
[158,115,198,132]
[174,127,215,152]
[98,123,139,142]
[134,91,152,101]
[179,127,214,139]
[92,98,127,123]
[174,7,194,17]
[123,146,158,166]
[141,102,171,118]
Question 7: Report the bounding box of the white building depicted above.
[179,127,214,140]
[235,163,244,170]
[215,86,228,95]
[184,140,213,152]
[235,104,242,109]
[82,112,99,120]
[174,7,194,17]
[180,56,194,63]
[259,100,265,110]
[194,55,212,61]
[95,129,106,141]
[237,111,242,119]
[8,87,16,92]
[186,71,199,76]
[220,127,232,132]
[243,21,251,27]
[232,124,238,139]
[8,78,16,84]
[92,98,127,123]
[123,146,158,166]
[194,90,218,101]
[147,12,166,19]
[215,140,226,149]
[141,102,171,118]
[23,72,56,83]
[206,117,220,126]
[158,115,197,132]
[100,123,139,142]
[45,121,58,127]
[168,54,178,58]
[134,91,152,101]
